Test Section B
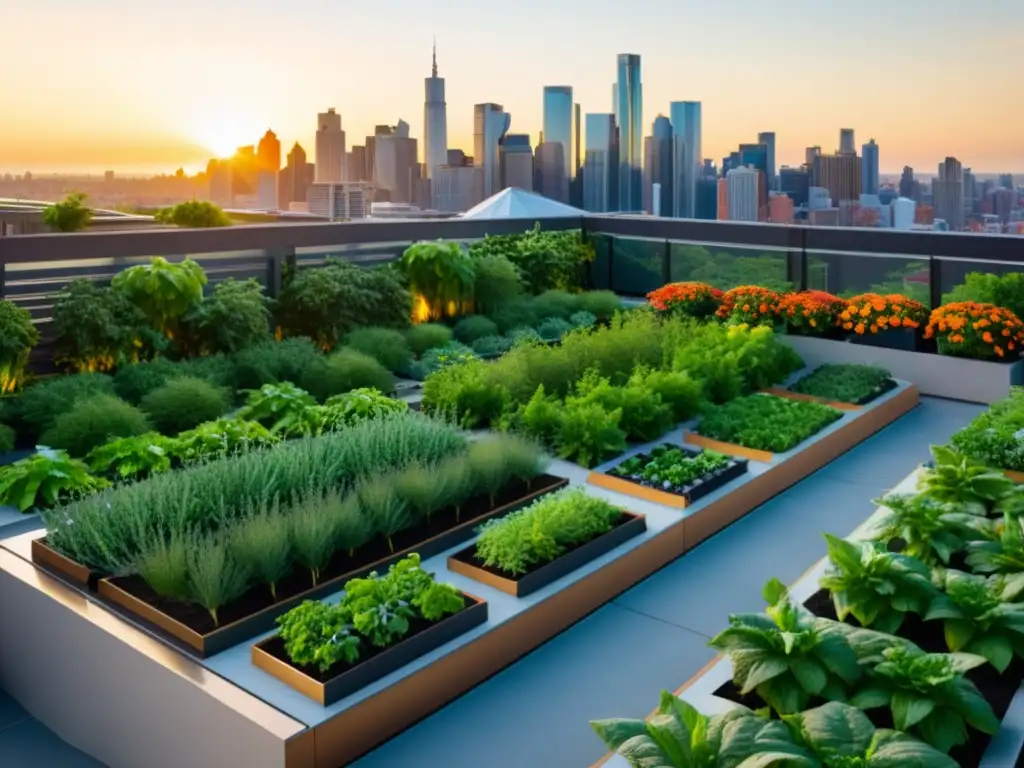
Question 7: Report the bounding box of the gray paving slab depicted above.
[0,718,106,767]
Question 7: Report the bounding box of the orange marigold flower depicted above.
[926,301,1024,362]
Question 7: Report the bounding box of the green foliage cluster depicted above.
[42,192,92,233]
[344,328,412,372]
[277,554,465,672]
[169,417,278,464]
[231,338,322,391]
[400,241,475,321]
[404,323,453,357]
[951,386,1024,471]
[474,488,622,575]
[140,377,231,434]
[86,433,176,480]
[790,364,896,405]
[153,200,231,228]
[468,224,594,294]
[452,315,499,344]
[696,394,842,453]
[112,257,207,338]
[0,448,108,512]
[40,394,152,457]
[276,260,411,351]
[301,348,395,400]
[610,446,731,493]
[112,354,236,404]
[0,300,40,394]
[177,279,272,357]
[8,373,116,440]
[944,271,1024,321]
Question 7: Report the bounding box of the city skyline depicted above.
[3,0,1022,175]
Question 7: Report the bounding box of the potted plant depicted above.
[716,285,782,328]
[924,302,1024,363]
[778,290,847,338]
[841,293,928,351]
[646,281,723,321]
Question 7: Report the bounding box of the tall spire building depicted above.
[614,54,643,212]
[424,40,448,180]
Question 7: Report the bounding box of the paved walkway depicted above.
[0,397,984,767]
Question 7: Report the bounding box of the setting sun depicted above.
[188,109,263,159]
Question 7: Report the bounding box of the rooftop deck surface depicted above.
[0,396,984,767]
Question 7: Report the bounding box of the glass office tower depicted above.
[542,86,573,182]
[669,101,701,218]
[584,113,618,213]
[614,54,642,212]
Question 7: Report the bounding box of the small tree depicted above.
[42,193,92,232]
[154,201,231,228]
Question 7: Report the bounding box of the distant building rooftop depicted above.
[460,187,584,220]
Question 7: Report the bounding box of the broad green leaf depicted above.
[788,658,828,696]
[867,730,959,768]
[891,691,936,730]
[1000,573,1024,601]
[735,753,816,768]
[850,686,891,709]
[950,678,1001,734]
[719,716,804,766]
[916,708,967,754]
[966,634,1013,673]
[947,651,991,674]
[646,713,690,766]
[661,692,704,737]
[797,701,875,756]
[740,658,789,695]
[617,734,676,768]
[591,718,650,751]
[943,619,975,651]
[924,596,965,622]
[824,533,866,574]
[762,578,788,607]
[811,623,863,683]
[831,590,852,622]
[758,674,808,715]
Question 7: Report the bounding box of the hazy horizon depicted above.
[3,0,1022,175]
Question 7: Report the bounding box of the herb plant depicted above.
[87,432,175,480]
[0,299,40,393]
[400,241,475,321]
[139,377,231,435]
[111,257,207,338]
[229,502,292,600]
[302,348,395,401]
[0,447,108,512]
[170,417,278,463]
[925,568,1024,672]
[609,445,732,494]
[849,643,999,753]
[344,327,413,372]
[237,382,317,434]
[863,493,991,566]
[917,444,1014,514]
[277,601,361,672]
[10,373,117,440]
[789,364,896,405]
[591,692,798,768]
[708,579,862,714]
[965,514,1024,599]
[40,394,153,457]
[177,278,271,356]
[473,488,622,576]
[554,399,627,468]
[818,534,938,634]
[950,387,1024,471]
[696,394,841,454]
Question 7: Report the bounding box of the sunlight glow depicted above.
[189,110,263,159]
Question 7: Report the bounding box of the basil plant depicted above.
[965,513,1024,600]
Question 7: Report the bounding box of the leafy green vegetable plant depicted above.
[474,488,622,575]
[320,388,407,429]
[277,600,361,672]
[965,514,1024,599]
[609,445,732,494]
[169,417,278,463]
[849,642,999,753]
[925,568,1024,672]
[400,241,475,321]
[708,579,862,714]
[87,432,175,480]
[818,534,938,634]
[0,447,108,511]
[863,493,991,566]
[950,387,1024,472]
[554,399,627,468]
[696,394,841,454]
[237,382,317,434]
[789,364,896,405]
[0,299,40,394]
[591,691,797,768]
[917,444,1014,514]
[111,257,207,338]
[742,701,959,768]
[177,278,272,356]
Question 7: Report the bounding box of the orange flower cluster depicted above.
[778,291,848,335]
[716,285,781,326]
[924,302,1024,361]
[646,281,723,319]
[840,293,928,336]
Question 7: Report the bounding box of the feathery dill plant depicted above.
[288,489,341,585]
[229,498,292,600]
[357,477,411,553]
[186,533,252,627]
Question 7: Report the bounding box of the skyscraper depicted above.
[899,166,919,201]
[757,132,776,191]
[614,54,642,212]
[474,104,511,198]
[839,129,855,155]
[423,41,448,180]
[643,115,672,216]
[933,156,965,230]
[536,142,567,201]
[500,134,534,191]
[780,166,810,207]
[257,130,281,171]
[542,86,573,190]
[374,120,418,203]
[573,102,581,176]
[669,101,701,218]
[812,152,862,206]
[583,113,618,213]
[278,142,314,210]
[315,109,346,182]
[738,143,769,216]
[726,167,759,222]
[861,139,879,195]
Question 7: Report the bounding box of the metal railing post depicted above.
[929,257,943,310]
[662,240,671,286]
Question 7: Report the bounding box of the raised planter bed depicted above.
[52,473,567,656]
[782,334,1024,405]
[761,387,863,411]
[252,593,488,706]
[447,512,647,597]
[682,433,774,464]
[30,537,95,587]
[586,445,748,509]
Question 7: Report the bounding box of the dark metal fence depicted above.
[0,213,1022,371]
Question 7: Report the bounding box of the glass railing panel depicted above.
[806,250,930,305]
[588,233,612,290]
[936,258,1024,311]
[610,236,664,296]
[670,242,792,293]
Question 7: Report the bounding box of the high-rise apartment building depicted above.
[758,132,776,191]
[861,139,879,195]
[669,101,701,218]
[726,167,759,222]
[899,166,919,201]
[432,165,484,212]
[613,54,643,212]
[933,156,965,230]
[307,182,372,219]
[963,168,976,215]
[573,102,581,176]
[278,142,314,210]
[696,176,718,220]
[738,143,769,216]
[643,115,672,216]
[717,178,729,220]
[257,130,281,171]
[536,142,567,202]
[347,146,367,182]
[424,42,448,180]
[315,109,346,182]
[780,166,810,207]
[583,113,618,213]
[374,120,418,203]
[812,152,862,206]
[999,173,1014,190]
[542,86,573,193]
[500,134,534,191]
[839,129,855,155]
[805,146,821,168]
[474,103,511,198]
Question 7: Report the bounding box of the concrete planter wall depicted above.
[783,335,1024,405]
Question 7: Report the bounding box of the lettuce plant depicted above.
[819,534,938,634]
[917,444,1014,515]
[925,568,1024,672]
[743,701,958,768]
[965,514,1024,599]
[849,643,998,753]
[708,579,861,714]
[864,493,991,565]
[591,691,798,768]
[0,447,108,512]
[237,382,317,435]
[87,432,175,480]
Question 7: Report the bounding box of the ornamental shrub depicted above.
[471,254,522,316]
[13,373,116,440]
[41,394,152,457]
[178,278,271,356]
[0,299,40,393]
[925,302,1024,361]
[344,328,413,372]
[488,297,538,334]
[943,271,1024,321]
[302,349,395,401]
[531,290,581,320]
[405,323,453,356]
[470,335,513,357]
[452,316,499,344]
[140,377,231,434]
[113,355,236,405]
[536,317,573,342]
[575,290,622,321]
[231,338,322,391]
